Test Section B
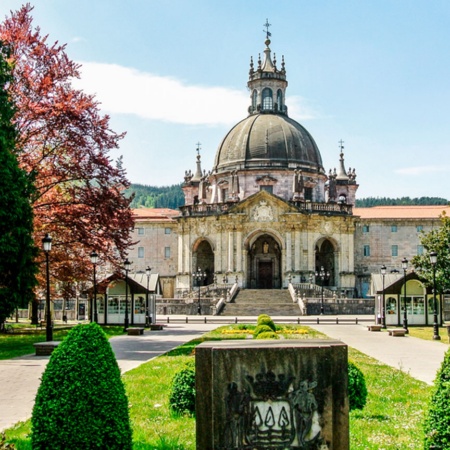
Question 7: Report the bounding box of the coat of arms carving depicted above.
[253,201,274,222]
[221,368,327,449]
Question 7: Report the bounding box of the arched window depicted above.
[277,89,283,110]
[262,88,273,110]
[252,90,257,110]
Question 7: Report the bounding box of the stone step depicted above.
[220,289,301,316]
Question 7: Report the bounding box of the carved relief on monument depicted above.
[221,368,326,449]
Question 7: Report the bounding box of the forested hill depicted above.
[124,184,448,210]
[355,197,448,207]
[125,184,184,209]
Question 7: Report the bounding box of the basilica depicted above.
[176,33,358,295]
[86,31,450,326]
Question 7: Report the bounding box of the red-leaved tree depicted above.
[0,5,135,298]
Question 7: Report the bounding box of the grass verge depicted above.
[0,325,125,359]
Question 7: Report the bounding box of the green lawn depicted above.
[0,324,125,359]
[2,324,434,449]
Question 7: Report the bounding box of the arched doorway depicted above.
[193,240,215,285]
[315,239,335,287]
[248,234,281,289]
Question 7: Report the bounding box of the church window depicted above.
[304,187,313,201]
[363,245,370,256]
[137,227,144,235]
[417,245,424,255]
[277,89,283,110]
[164,247,171,258]
[222,188,229,202]
[362,225,369,233]
[260,185,273,194]
[391,245,398,257]
[262,88,273,110]
[165,227,171,235]
[138,247,144,258]
[252,90,257,110]
[417,225,423,232]
[391,225,397,232]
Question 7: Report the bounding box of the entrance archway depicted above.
[248,234,281,289]
[315,239,336,286]
[193,240,215,285]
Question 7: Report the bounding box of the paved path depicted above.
[0,322,217,432]
[1,317,449,432]
[308,323,449,385]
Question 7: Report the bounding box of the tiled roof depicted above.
[132,208,179,221]
[354,205,450,219]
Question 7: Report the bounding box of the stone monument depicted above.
[196,339,348,449]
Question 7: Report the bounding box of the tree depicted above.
[0,42,37,324]
[0,5,135,295]
[411,213,450,293]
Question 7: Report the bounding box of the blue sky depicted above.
[2,1,450,199]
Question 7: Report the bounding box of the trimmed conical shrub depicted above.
[424,347,450,448]
[31,323,132,449]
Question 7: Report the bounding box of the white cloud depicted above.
[73,62,247,126]
[395,165,449,176]
[72,61,318,126]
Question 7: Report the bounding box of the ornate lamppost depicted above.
[90,251,99,323]
[145,266,152,326]
[42,234,53,342]
[402,257,408,333]
[123,258,131,332]
[429,251,441,340]
[315,266,330,315]
[193,267,206,315]
[381,265,387,329]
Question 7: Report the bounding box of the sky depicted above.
[2,0,450,199]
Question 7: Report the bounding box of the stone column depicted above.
[285,231,292,274]
[294,228,301,272]
[236,227,242,273]
[228,228,234,272]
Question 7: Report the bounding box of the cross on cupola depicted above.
[263,18,272,40]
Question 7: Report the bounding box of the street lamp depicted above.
[42,233,53,342]
[145,266,152,326]
[123,258,131,332]
[90,251,99,323]
[193,267,206,315]
[315,266,330,315]
[381,265,387,329]
[402,257,408,333]
[429,251,441,340]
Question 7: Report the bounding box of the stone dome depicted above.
[213,113,324,174]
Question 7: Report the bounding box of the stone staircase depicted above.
[220,289,301,316]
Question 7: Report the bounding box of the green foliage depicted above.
[424,347,450,448]
[253,324,275,338]
[348,361,368,411]
[31,323,132,449]
[169,360,196,416]
[0,43,37,324]
[255,331,279,340]
[125,183,184,209]
[256,314,276,332]
[411,213,450,293]
[356,196,448,207]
